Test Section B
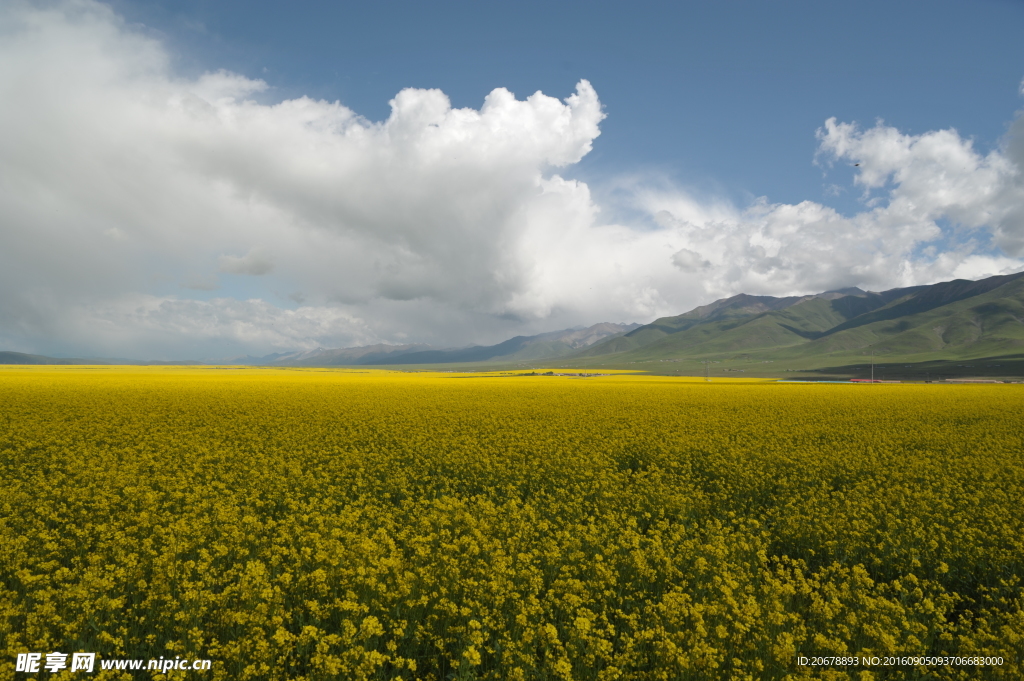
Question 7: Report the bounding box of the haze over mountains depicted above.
[4,272,1024,372]
[233,323,642,366]
[0,323,640,367]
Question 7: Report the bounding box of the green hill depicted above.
[572,272,1024,369]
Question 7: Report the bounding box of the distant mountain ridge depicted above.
[266,322,640,366]
[0,351,196,366]
[231,344,432,366]
[1,323,639,367]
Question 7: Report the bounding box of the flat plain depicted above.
[1,367,1021,680]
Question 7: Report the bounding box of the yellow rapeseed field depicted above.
[0,367,1021,680]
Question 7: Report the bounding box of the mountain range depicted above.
[572,270,1024,366]
[4,272,1024,376]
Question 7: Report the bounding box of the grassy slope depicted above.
[574,293,816,356]
[573,274,1024,363]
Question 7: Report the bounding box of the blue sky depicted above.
[111,0,1024,209]
[2,0,1024,358]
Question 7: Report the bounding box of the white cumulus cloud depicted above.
[0,0,1022,359]
[817,117,1024,256]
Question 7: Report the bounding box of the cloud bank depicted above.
[1,0,1023,358]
